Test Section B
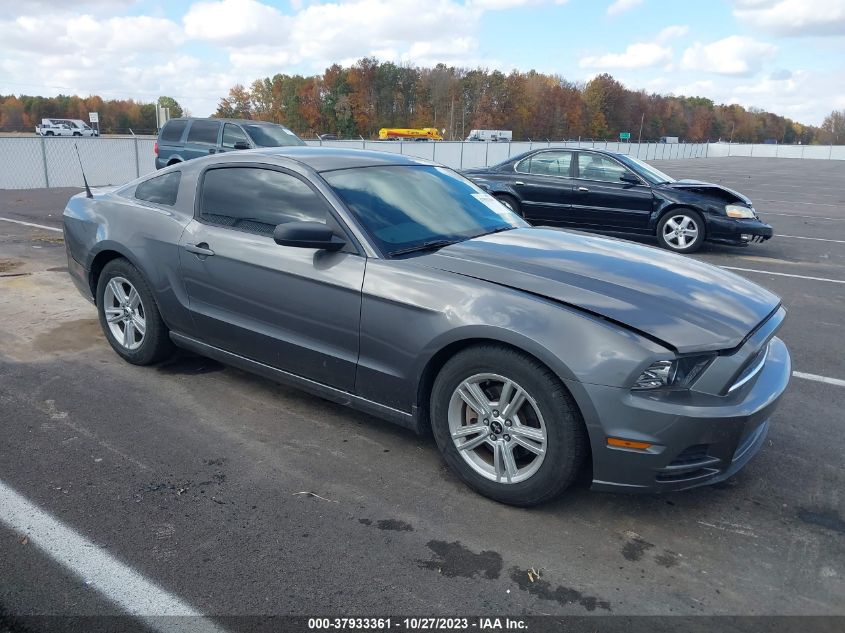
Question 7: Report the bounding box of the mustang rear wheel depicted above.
[657,209,705,253]
[96,258,174,365]
[431,345,587,506]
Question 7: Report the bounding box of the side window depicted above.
[516,151,573,177]
[577,154,629,182]
[160,119,188,143]
[222,123,250,149]
[187,120,221,145]
[200,168,329,236]
[135,171,181,206]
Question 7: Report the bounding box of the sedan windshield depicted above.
[243,124,305,147]
[322,165,526,256]
[617,155,676,185]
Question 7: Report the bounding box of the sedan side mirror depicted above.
[273,221,345,251]
[620,172,641,185]
[233,141,251,150]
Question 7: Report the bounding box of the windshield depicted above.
[243,124,305,147]
[322,165,526,256]
[616,154,675,184]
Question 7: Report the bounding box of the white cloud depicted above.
[655,25,689,43]
[732,0,845,36]
[607,0,643,16]
[680,36,777,76]
[579,43,672,69]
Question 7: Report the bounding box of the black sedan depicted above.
[464,149,773,253]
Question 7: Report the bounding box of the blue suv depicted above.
[154,118,305,169]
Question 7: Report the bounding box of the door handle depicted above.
[185,242,215,257]
[577,186,590,192]
[514,181,525,186]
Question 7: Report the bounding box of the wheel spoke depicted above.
[500,382,526,420]
[128,287,140,310]
[679,216,691,229]
[511,435,545,455]
[677,234,687,247]
[131,314,146,336]
[108,279,127,304]
[458,381,492,417]
[501,444,518,483]
[122,320,134,347]
[666,219,679,231]
[510,423,544,443]
[456,429,490,452]
[105,308,123,323]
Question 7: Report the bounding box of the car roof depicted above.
[254,146,435,172]
[166,117,287,127]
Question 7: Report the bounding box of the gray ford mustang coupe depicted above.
[63,147,791,506]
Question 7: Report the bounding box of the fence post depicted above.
[40,135,50,188]
[485,142,489,167]
[134,136,140,178]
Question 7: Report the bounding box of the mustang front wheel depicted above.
[431,345,587,506]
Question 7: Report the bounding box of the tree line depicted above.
[2,60,844,144]
[214,60,838,144]
[0,95,184,135]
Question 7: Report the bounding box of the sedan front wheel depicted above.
[657,209,705,253]
[431,345,587,506]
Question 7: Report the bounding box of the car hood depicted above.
[413,228,779,353]
[659,179,752,205]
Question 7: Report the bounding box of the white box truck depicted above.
[466,129,513,142]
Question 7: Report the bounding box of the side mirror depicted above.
[620,172,641,185]
[273,221,345,251]
[233,141,251,150]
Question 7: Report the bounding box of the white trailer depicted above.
[659,136,679,144]
[466,129,513,142]
[35,118,97,137]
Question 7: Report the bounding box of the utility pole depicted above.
[729,121,735,144]
[449,98,454,141]
[637,112,644,145]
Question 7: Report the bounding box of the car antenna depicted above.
[74,143,93,199]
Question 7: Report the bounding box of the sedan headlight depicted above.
[632,355,715,390]
[725,204,755,219]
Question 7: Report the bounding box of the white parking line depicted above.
[0,480,229,633]
[777,234,845,244]
[720,266,845,284]
[764,213,845,221]
[0,217,63,233]
[793,371,845,388]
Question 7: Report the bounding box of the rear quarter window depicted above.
[135,171,181,206]
[160,120,188,143]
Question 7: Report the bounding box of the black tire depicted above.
[45,131,54,136]
[494,194,522,217]
[430,344,587,506]
[96,258,174,365]
[73,132,81,137]
[656,208,706,253]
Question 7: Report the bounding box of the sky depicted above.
[1,0,844,125]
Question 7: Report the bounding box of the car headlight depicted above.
[632,355,715,390]
[726,204,755,219]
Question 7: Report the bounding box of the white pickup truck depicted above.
[35,118,98,137]
[35,119,74,136]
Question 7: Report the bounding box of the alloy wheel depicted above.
[103,276,146,350]
[662,214,699,249]
[447,373,547,484]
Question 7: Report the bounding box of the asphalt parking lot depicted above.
[0,157,843,629]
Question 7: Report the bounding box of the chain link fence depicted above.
[1,136,842,190]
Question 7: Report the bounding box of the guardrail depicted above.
[0,136,842,190]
